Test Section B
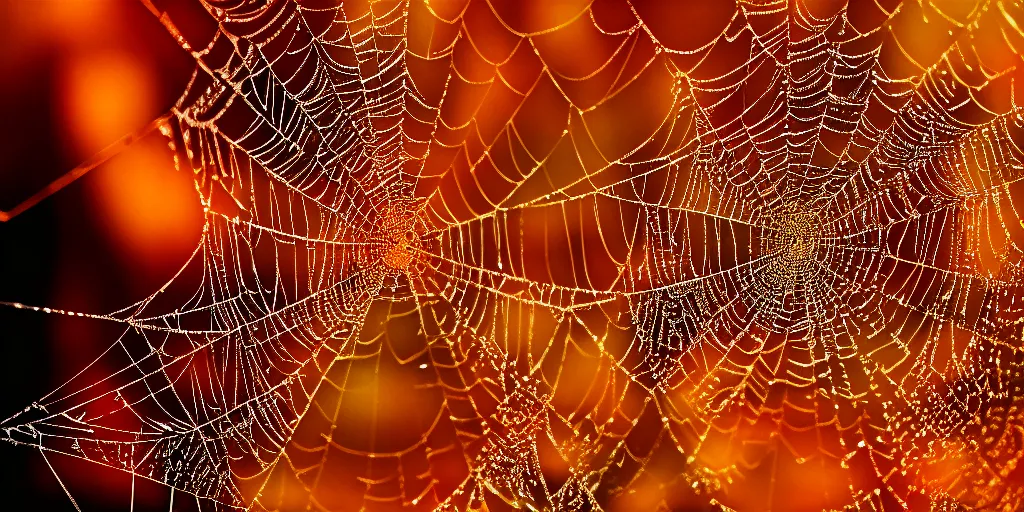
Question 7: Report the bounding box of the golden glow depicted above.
[4,1,1024,511]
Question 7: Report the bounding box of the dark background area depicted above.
[0,1,197,509]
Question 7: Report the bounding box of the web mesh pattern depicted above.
[5,0,1024,510]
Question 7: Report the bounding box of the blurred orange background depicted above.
[0,1,196,509]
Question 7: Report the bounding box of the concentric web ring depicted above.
[4,0,1024,510]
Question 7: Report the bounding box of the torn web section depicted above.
[1,125,380,506]
[2,29,393,504]
[2,0,425,507]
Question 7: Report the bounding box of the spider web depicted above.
[4,0,1024,510]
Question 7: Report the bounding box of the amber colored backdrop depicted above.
[0,1,194,509]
